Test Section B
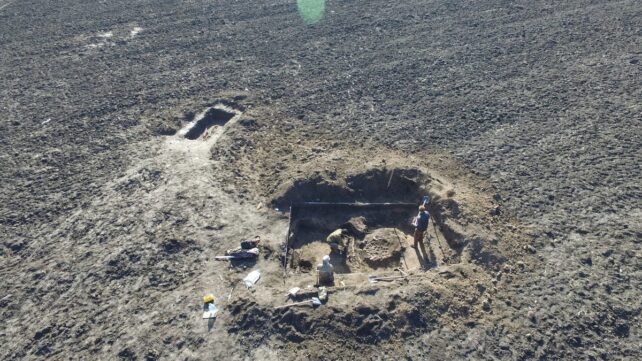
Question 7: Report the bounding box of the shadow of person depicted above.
[413,243,431,270]
[426,242,438,269]
[418,241,433,269]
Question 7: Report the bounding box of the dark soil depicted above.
[1,0,640,360]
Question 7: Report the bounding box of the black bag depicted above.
[241,236,260,249]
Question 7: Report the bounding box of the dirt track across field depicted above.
[1,0,640,360]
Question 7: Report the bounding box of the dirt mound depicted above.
[225,261,494,355]
[227,290,432,345]
[343,216,368,238]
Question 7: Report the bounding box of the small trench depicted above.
[183,107,236,140]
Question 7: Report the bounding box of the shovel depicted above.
[368,275,406,284]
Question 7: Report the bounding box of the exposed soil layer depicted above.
[274,168,427,209]
[289,222,408,275]
[288,203,417,273]
[1,0,640,360]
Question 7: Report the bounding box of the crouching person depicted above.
[326,228,349,254]
[317,255,334,286]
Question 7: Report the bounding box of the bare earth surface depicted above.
[1,0,641,360]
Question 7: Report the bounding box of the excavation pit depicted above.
[277,165,510,281]
[231,162,525,349]
[286,202,422,275]
[273,168,427,210]
[180,107,236,140]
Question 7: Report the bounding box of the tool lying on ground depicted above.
[215,248,259,261]
[368,275,407,283]
[274,297,322,310]
[395,268,408,277]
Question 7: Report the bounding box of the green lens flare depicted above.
[297,0,325,25]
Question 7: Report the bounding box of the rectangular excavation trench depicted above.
[183,107,236,140]
[284,202,419,276]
